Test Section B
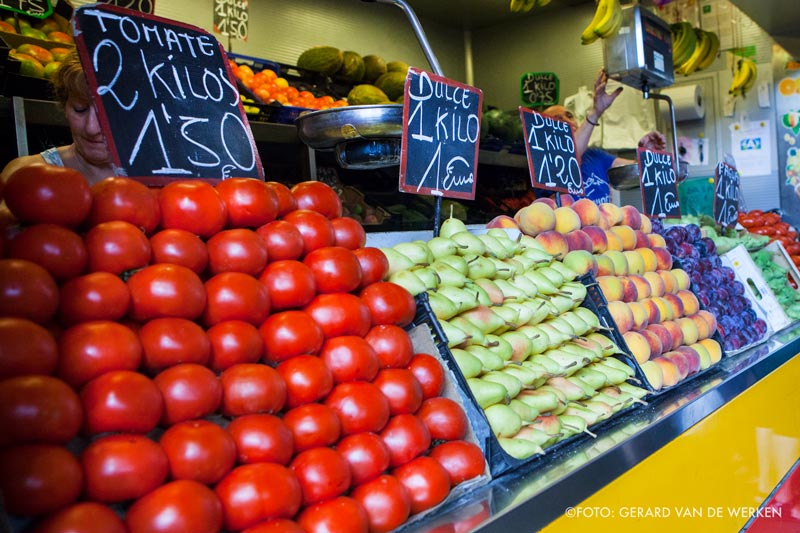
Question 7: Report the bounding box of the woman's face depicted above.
[542,105,577,129]
[64,95,111,166]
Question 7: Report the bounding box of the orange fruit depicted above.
[779,78,796,96]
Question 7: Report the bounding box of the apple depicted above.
[554,206,582,234]
[571,198,602,227]
[623,330,652,364]
[515,203,556,237]
[581,225,609,253]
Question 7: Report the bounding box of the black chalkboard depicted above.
[520,72,559,107]
[95,0,155,14]
[714,161,740,227]
[0,0,52,19]
[399,67,482,200]
[637,147,680,219]
[213,0,249,41]
[73,4,263,184]
[520,107,583,196]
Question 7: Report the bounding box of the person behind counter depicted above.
[543,68,666,204]
[0,51,114,186]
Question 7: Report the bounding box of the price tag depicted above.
[213,0,249,41]
[73,4,264,184]
[520,107,583,196]
[714,161,740,227]
[399,67,483,200]
[0,0,52,19]
[95,0,155,14]
[637,147,681,219]
[520,72,559,107]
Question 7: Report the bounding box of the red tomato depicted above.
[138,317,210,372]
[57,320,141,387]
[259,260,316,311]
[354,247,390,289]
[215,462,302,531]
[297,496,369,533]
[58,272,131,326]
[158,180,227,238]
[89,176,160,234]
[203,271,271,327]
[303,246,362,293]
[290,446,351,506]
[291,181,342,219]
[416,397,468,441]
[154,364,222,425]
[319,335,380,383]
[393,455,451,514]
[793,255,800,268]
[207,320,264,372]
[3,164,91,227]
[305,292,372,338]
[0,258,59,324]
[32,501,126,533]
[365,324,415,368]
[259,310,324,363]
[220,363,287,416]
[283,402,342,452]
[429,440,486,486]
[0,443,83,516]
[81,433,168,503]
[337,431,391,486]
[127,263,206,322]
[282,209,335,256]
[81,370,164,435]
[84,220,151,274]
[0,317,57,379]
[786,242,800,255]
[380,413,431,468]
[9,223,87,280]
[276,355,333,408]
[216,177,279,228]
[373,368,424,416]
[0,375,82,445]
[360,281,416,327]
[149,228,209,274]
[227,413,294,465]
[241,519,304,533]
[206,228,269,276]
[408,353,445,400]
[331,216,366,250]
[160,419,236,484]
[325,381,390,435]
[126,479,223,533]
[351,474,411,533]
[255,220,304,261]
[265,181,297,217]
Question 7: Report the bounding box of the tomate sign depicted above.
[73,4,264,184]
[399,67,483,200]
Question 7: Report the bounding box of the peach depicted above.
[595,214,611,230]
[671,268,691,291]
[597,275,624,302]
[634,230,650,249]
[554,206,582,234]
[533,230,569,260]
[571,198,602,227]
[628,301,650,331]
[599,202,623,227]
[647,233,667,248]
[640,360,664,390]
[619,205,643,230]
[695,310,717,334]
[688,312,712,340]
[651,247,673,271]
[620,276,639,303]
[516,202,556,237]
[643,271,666,297]
[562,249,597,277]
[699,337,723,363]
[640,328,664,358]
[564,229,593,253]
[688,342,712,370]
[676,289,700,316]
[639,216,652,234]
[652,296,674,322]
[676,345,702,375]
[623,330,651,364]
[662,350,690,380]
[486,214,520,230]
[602,250,629,276]
[641,298,663,325]
[645,323,673,353]
[533,197,558,209]
[558,194,576,207]
[657,269,678,294]
[675,317,699,345]
[660,320,684,350]
[628,274,652,300]
[652,356,680,387]
[610,225,637,251]
[595,254,615,277]
[604,229,624,252]
[662,293,685,319]
[623,250,646,276]
[636,247,658,273]
[581,225,609,253]
[607,300,634,334]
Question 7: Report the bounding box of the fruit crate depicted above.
[0,34,55,100]
[412,290,642,478]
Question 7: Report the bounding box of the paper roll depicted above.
[661,84,705,121]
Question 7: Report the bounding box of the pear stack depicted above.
[381,216,649,461]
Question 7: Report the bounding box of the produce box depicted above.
[721,244,789,334]
[751,241,800,323]
[0,31,74,99]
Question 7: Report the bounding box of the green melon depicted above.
[297,45,344,76]
[362,54,387,83]
[347,84,390,105]
[375,71,407,101]
[338,51,365,82]
[386,60,409,73]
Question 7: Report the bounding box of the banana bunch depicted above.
[729,57,757,97]
[509,0,549,13]
[580,0,623,45]
[672,24,720,76]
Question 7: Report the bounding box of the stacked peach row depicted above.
[495,196,724,391]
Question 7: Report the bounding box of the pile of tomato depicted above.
[230,61,349,110]
[0,168,486,533]
[738,209,800,267]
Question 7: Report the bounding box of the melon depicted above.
[375,71,407,101]
[338,50,365,82]
[362,54,387,83]
[347,84,390,105]
[386,60,410,73]
[297,45,344,76]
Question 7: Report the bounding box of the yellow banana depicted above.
[593,0,622,38]
[510,0,526,12]
[521,0,537,12]
[537,0,552,5]
[729,58,756,96]
[742,59,757,91]
[671,22,696,69]
[678,29,710,76]
[581,0,609,45]
[696,31,720,71]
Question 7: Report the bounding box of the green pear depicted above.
[538,323,574,347]
[544,376,591,402]
[549,261,579,282]
[614,382,649,400]
[585,332,622,357]
[503,257,525,276]
[545,316,577,338]
[522,269,559,295]
[434,254,469,276]
[440,320,470,348]
[380,247,415,278]
[516,388,560,414]
[431,261,468,288]
[498,437,544,460]
[501,330,533,362]
[526,298,552,326]
[573,307,601,332]
[491,304,521,332]
[519,327,551,356]
[529,415,563,439]
[567,338,605,361]
[526,354,563,376]
[502,363,545,388]
[558,341,600,362]
[489,257,514,280]
[541,348,589,375]
[594,357,635,380]
[467,377,508,408]
[426,290,459,320]
[485,403,523,437]
[482,370,522,399]
[388,270,427,296]
[485,334,513,361]
[478,233,511,259]
[465,281,492,306]
[450,348,483,378]
[572,367,608,390]
[559,281,588,306]
[439,216,469,239]
[449,316,486,346]
[504,301,535,328]
[392,241,432,266]
[537,266,565,288]
[547,294,577,315]
[559,311,591,337]
[486,228,522,255]
[466,255,497,280]
[592,391,629,411]
[451,231,487,256]
[465,345,505,372]
[558,414,597,439]
[472,278,505,305]
[494,279,527,301]
[508,398,539,422]
[517,244,552,265]
[519,360,552,383]
[458,305,505,335]
[508,274,539,299]
[427,236,461,259]
[412,266,440,290]
[580,399,614,421]
[563,401,602,426]
[436,286,479,314]
[514,425,553,448]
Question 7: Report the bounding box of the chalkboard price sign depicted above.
[213,0,249,41]
[714,161,740,227]
[520,72,559,107]
[637,147,680,219]
[520,107,583,196]
[73,4,263,184]
[399,67,483,200]
[95,0,155,14]
[0,0,52,19]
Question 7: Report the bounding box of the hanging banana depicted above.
[670,22,697,70]
[580,0,609,45]
[677,28,711,76]
[593,0,622,39]
[509,0,526,12]
[695,30,720,71]
[729,57,757,97]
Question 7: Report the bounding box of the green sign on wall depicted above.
[520,71,559,107]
